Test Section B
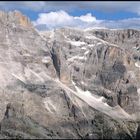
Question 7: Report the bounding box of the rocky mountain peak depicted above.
[0,10,33,28]
[12,10,32,27]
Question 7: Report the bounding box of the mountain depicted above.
[0,10,139,139]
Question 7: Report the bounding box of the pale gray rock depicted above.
[0,11,139,139]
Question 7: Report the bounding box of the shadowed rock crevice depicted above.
[51,46,61,79]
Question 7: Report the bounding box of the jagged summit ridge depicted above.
[0,10,33,28]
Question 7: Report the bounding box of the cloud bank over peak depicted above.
[33,10,102,30]
[33,10,140,31]
[34,10,74,27]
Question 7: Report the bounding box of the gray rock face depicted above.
[0,103,59,139]
[41,28,140,114]
[87,28,140,61]
[0,11,139,139]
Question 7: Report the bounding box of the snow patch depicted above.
[43,98,56,113]
[68,56,87,62]
[81,81,87,86]
[84,50,89,55]
[137,88,140,94]
[86,36,96,39]
[67,41,86,46]
[42,57,51,64]
[88,44,95,47]
[72,81,106,103]
[104,103,110,107]
[12,73,26,83]
[96,42,102,45]
[135,62,140,68]
[71,81,133,120]
[81,47,87,50]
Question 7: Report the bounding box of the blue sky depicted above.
[0,1,140,30]
[15,8,140,21]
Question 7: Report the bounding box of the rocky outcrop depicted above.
[51,40,71,84]
[0,10,33,28]
[87,29,140,59]
[42,28,140,115]
[0,103,59,139]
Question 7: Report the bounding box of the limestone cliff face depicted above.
[0,11,139,139]
[87,29,140,56]
[0,10,33,28]
[42,28,140,115]
[13,11,32,27]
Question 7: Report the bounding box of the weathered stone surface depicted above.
[0,11,139,139]
[0,103,59,139]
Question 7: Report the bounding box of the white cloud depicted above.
[33,10,99,30]
[74,13,96,23]
[34,10,73,27]
[33,10,140,31]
